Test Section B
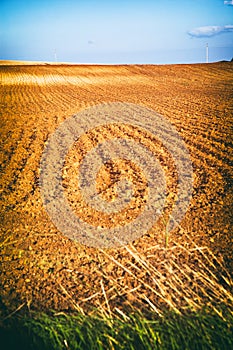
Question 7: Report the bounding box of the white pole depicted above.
[54,49,57,63]
[206,43,209,63]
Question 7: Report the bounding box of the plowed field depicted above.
[0,62,232,316]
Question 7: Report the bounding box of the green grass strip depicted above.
[0,307,232,350]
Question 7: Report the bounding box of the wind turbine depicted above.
[54,49,57,63]
[206,43,209,63]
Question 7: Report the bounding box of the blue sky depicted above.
[1,0,233,64]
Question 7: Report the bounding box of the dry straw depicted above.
[77,227,232,319]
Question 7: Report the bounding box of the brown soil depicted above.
[0,62,232,316]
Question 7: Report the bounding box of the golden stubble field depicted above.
[0,62,232,316]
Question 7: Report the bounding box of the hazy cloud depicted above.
[188,25,233,38]
[224,1,233,5]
